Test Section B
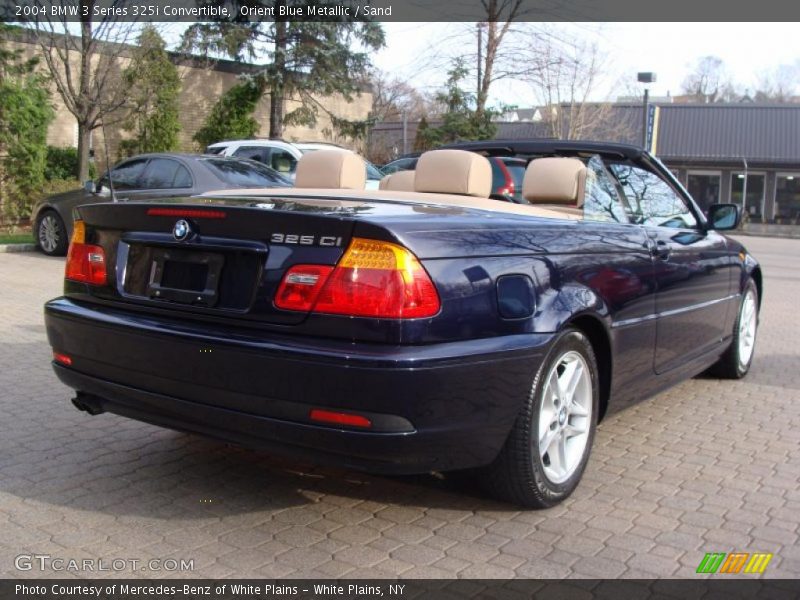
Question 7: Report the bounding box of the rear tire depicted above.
[37,210,68,256]
[481,328,599,508]
[708,279,758,379]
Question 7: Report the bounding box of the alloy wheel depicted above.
[38,214,61,254]
[738,289,757,370]
[537,350,593,484]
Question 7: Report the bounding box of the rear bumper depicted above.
[45,297,554,474]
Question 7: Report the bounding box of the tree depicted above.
[193,77,266,150]
[415,59,497,151]
[119,26,181,157]
[523,30,633,142]
[413,117,430,152]
[369,70,430,122]
[753,62,800,103]
[474,1,526,117]
[181,8,385,139]
[29,3,141,180]
[0,25,54,226]
[681,56,732,103]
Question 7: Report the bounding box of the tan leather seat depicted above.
[294,150,366,189]
[523,157,586,215]
[414,150,491,198]
[379,170,416,191]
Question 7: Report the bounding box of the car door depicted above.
[609,162,733,374]
[232,145,269,164]
[132,158,195,200]
[96,157,150,201]
[267,148,299,178]
[581,156,658,405]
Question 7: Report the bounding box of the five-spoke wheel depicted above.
[538,350,593,484]
[482,328,599,508]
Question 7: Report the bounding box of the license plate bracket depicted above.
[146,248,224,307]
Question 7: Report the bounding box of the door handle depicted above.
[650,240,671,261]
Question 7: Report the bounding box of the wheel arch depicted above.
[750,266,763,310]
[566,313,613,422]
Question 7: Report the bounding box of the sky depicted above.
[154,21,800,108]
[368,22,800,107]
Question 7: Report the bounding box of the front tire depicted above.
[482,328,599,508]
[37,210,68,256]
[708,279,759,379]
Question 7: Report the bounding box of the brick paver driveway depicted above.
[1,236,798,579]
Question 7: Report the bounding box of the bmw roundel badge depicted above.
[173,219,191,241]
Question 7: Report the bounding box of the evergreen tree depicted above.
[0,25,54,224]
[416,59,497,149]
[193,77,266,149]
[120,26,181,157]
[181,5,385,139]
[413,116,431,152]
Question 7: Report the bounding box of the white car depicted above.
[205,139,384,190]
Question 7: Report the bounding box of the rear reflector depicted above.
[309,409,372,429]
[146,208,226,219]
[65,220,107,286]
[53,352,72,366]
[274,238,440,319]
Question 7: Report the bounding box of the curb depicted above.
[0,243,37,253]
[733,232,800,240]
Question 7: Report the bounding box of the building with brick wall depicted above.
[2,28,372,173]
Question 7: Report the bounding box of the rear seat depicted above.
[522,157,586,216]
[379,170,416,191]
[414,149,491,197]
[294,150,366,189]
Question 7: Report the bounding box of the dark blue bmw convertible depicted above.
[44,141,761,507]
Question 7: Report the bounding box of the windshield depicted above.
[203,158,291,187]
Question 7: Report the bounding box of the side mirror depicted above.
[83,180,96,193]
[707,203,741,231]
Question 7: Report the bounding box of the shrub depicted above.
[193,77,266,150]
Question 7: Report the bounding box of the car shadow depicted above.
[0,335,523,520]
[4,428,518,518]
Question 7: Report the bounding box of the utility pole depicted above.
[402,112,408,155]
[637,72,657,150]
[477,23,483,103]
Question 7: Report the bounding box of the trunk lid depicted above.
[76,197,359,325]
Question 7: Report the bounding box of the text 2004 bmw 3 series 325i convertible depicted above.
[44,143,761,507]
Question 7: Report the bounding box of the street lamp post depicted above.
[637,72,657,150]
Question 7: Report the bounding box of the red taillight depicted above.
[309,409,372,429]
[497,186,513,196]
[495,160,515,197]
[65,220,107,286]
[53,352,72,366]
[146,208,226,219]
[274,264,335,312]
[274,238,440,319]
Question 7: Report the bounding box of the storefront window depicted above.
[775,175,800,223]
[731,173,765,222]
[687,173,721,212]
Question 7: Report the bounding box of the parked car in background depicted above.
[205,139,385,189]
[380,154,420,175]
[382,153,527,202]
[33,154,291,256]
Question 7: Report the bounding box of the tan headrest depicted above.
[295,150,366,189]
[379,170,416,192]
[414,150,491,198]
[523,157,587,207]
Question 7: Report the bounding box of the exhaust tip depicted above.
[71,393,104,416]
